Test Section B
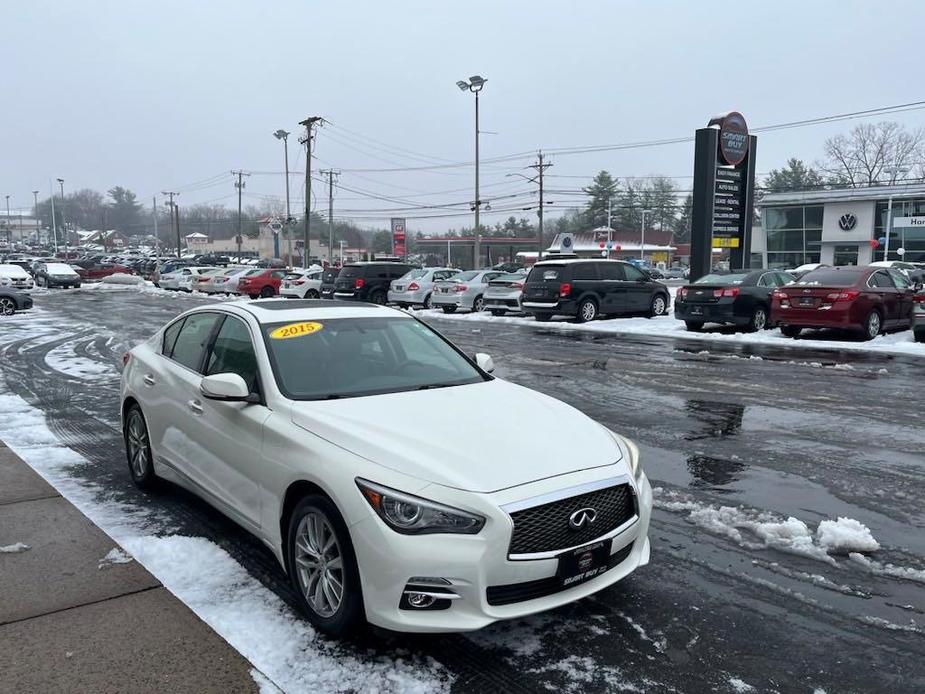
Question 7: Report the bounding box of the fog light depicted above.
[406,592,436,608]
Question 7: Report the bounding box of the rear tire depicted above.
[746,306,768,333]
[260,286,275,298]
[780,325,802,338]
[533,313,551,322]
[472,296,485,313]
[575,298,598,323]
[369,290,386,305]
[490,309,505,317]
[685,321,704,332]
[287,495,365,637]
[124,405,158,490]
[861,311,881,341]
[441,305,457,314]
[306,290,320,299]
[422,293,432,310]
[0,297,16,316]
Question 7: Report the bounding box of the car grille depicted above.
[487,542,634,606]
[508,483,635,556]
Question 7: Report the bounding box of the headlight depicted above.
[356,478,485,535]
[604,427,643,481]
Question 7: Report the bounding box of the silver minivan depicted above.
[388,267,459,309]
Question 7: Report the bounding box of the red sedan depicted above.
[772,266,916,340]
[74,263,132,281]
[235,268,288,299]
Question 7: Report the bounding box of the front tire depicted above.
[441,305,457,313]
[260,286,275,298]
[490,309,505,317]
[422,293,432,309]
[0,297,16,316]
[780,325,802,338]
[369,290,386,305]
[287,496,364,637]
[576,298,598,323]
[685,320,704,332]
[533,313,551,322]
[649,293,668,318]
[472,295,485,313]
[124,405,158,490]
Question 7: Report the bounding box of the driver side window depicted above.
[206,316,260,393]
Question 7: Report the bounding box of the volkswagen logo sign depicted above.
[568,507,597,530]
[561,234,573,250]
[838,213,857,231]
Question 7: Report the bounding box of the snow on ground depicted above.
[78,281,238,302]
[98,547,134,569]
[654,488,881,566]
[0,391,451,693]
[727,677,756,693]
[0,542,31,553]
[44,341,116,379]
[419,306,924,359]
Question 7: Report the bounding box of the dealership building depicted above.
[754,183,925,268]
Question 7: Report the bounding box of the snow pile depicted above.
[98,547,134,569]
[728,678,755,693]
[100,272,145,285]
[815,518,880,555]
[0,542,31,553]
[655,489,880,564]
[848,553,925,583]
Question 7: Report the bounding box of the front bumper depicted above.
[352,471,652,633]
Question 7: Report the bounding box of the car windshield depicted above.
[262,316,487,400]
[796,270,863,287]
[322,269,338,282]
[494,273,525,282]
[339,266,362,278]
[47,263,74,273]
[402,269,428,280]
[694,273,748,285]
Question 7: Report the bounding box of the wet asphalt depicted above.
[1,288,923,694]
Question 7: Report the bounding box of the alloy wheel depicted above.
[652,295,666,316]
[126,411,150,478]
[0,297,15,316]
[753,308,767,331]
[473,296,484,312]
[580,300,596,322]
[867,312,881,339]
[294,512,344,618]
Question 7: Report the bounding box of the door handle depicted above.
[143,374,156,386]
[188,399,203,415]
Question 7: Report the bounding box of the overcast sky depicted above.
[3,0,924,232]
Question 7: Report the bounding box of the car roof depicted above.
[533,258,629,266]
[196,299,409,324]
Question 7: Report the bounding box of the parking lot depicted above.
[1,284,923,692]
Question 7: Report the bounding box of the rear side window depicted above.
[169,313,219,372]
[339,266,363,279]
[572,264,599,281]
[162,319,184,356]
[888,269,911,289]
[869,272,895,288]
[599,263,625,281]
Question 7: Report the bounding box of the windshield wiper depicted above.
[416,383,456,391]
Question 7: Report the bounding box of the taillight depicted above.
[678,287,688,299]
[122,352,130,366]
[559,282,572,298]
[713,289,723,298]
[914,293,925,304]
[355,278,365,289]
[294,279,305,285]
[722,287,739,298]
[772,290,788,300]
[408,282,420,291]
[512,281,524,290]
[454,284,468,292]
[826,290,860,301]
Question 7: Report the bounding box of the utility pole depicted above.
[161,191,179,258]
[32,191,39,245]
[606,198,613,259]
[50,183,58,253]
[640,209,650,262]
[232,170,250,261]
[152,196,159,258]
[273,129,293,265]
[527,152,552,264]
[57,179,67,258]
[174,202,182,257]
[299,116,324,269]
[320,169,339,266]
[4,195,10,248]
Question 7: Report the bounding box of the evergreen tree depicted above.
[582,170,618,228]
[672,193,693,243]
[107,186,143,233]
[764,158,824,193]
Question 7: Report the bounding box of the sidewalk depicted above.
[0,440,259,693]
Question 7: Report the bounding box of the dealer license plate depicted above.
[690,306,703,315]
[556,539,612,589]
[799,297,814,306]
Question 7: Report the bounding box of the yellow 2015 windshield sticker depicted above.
[269,322,324,339]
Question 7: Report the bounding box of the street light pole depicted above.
[274,129,292,265]
[57,179,67,258]
[640,209,650,262]
[457,75,486,268]
[4,195,10,247]
[32,191,39,245]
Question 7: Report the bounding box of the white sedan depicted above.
[120,301,651,636]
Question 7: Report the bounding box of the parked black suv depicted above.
[333,261,412,304]
[522,259,671,322]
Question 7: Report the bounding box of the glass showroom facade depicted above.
[874,198,925,263]
[763,205,823,268]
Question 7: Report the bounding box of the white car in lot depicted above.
[280,267,324,299]
[120,301,652,636]
[204,266,253,295]
[388,267,459,309]
[0,264,35,291]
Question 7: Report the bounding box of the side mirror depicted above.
[200,373,255,402]
[475,352,495,373]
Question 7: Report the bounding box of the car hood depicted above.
[289,379,622,493]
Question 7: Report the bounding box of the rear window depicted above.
[493,273,525,282]
[527,265,565,283]
[403,269,428,280]
[695,273,748,285]
[453,271,479,281]
[339,266,363,279]
[797,269,863,287]
[322,269,339,282]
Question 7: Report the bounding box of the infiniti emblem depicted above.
[569,507,597,530]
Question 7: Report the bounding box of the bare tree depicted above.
[821,121,924,187]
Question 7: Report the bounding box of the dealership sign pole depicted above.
[689,112,757,281]
[391,218,407,259]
